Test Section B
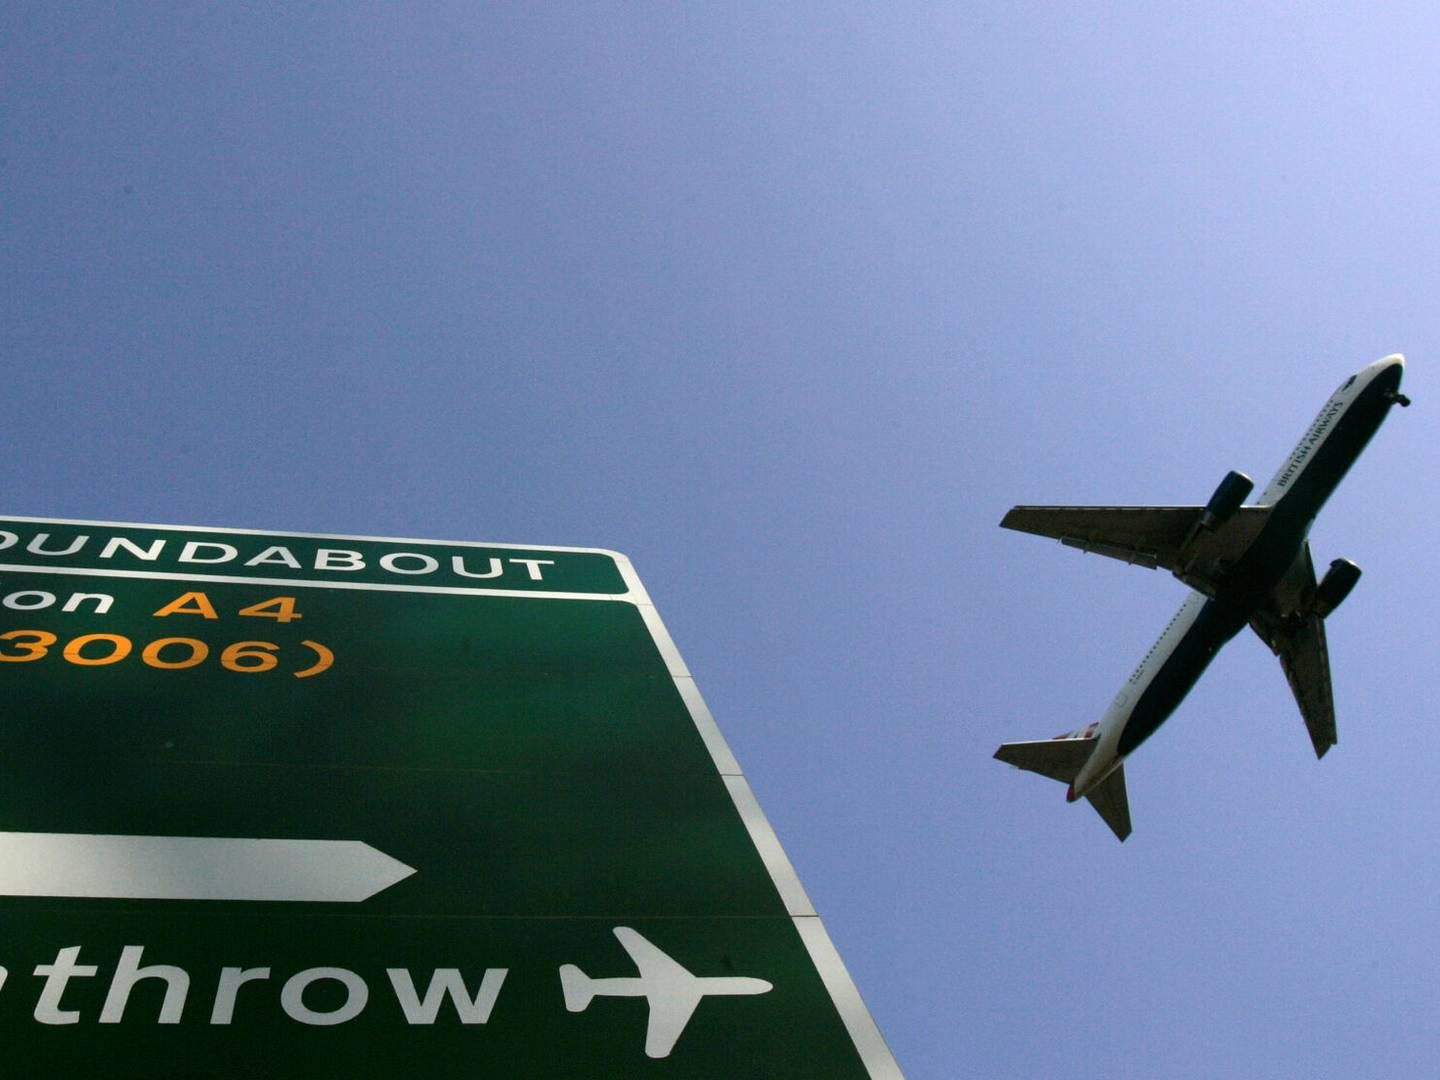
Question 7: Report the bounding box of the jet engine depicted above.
[1313,558,1361,618]
[1198,470,1254,531]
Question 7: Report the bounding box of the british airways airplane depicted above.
[995,355,1409,840]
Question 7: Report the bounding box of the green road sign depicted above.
[0,516,899,1077]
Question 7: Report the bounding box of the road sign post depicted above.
[0,516,899,1076]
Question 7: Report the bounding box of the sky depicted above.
[4,4,1440,1077]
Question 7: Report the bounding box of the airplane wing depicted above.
[1000,505,1271,591]
[1248,542,1337,758]
[613,928,704,1059]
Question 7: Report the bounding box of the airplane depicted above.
[995,355,1410,841]
[559,926,773,1058]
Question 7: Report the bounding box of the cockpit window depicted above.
[1341,375,1356,391]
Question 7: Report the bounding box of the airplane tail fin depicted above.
[994,734,1132,841]
[558,965,595,1013]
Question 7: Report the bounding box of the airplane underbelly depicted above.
[1116,600,1246,757]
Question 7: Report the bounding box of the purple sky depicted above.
[6,5,1440,1076]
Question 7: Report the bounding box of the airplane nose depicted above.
[1357,352,1401,374]
[1377,354,1408,404]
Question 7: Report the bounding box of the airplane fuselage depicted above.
[1068,357,1406,800]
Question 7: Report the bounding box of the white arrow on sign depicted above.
[0,832,416,903]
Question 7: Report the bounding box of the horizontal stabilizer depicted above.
[994,737,1095,785]
[995,736,1132,840]
[1084,765,1132,841]
[558,965,595,1012]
